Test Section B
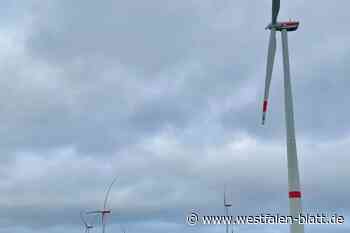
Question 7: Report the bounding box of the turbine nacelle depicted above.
[266,21,300,31]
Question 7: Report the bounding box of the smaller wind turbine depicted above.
[87,177,118,233]
[224,187,232,233]
[80,211,94,233]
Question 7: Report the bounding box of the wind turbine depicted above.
[80,211,94,233]
[87,177,118,233]
[224,188,232,233]
[261,1,304,233]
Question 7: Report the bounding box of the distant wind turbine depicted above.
[261,1,304,233]
[87,177,118,233]
[224,187,232,233]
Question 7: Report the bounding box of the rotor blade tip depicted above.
[262,113,266,125]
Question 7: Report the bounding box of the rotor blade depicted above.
[80,211,89,228]
[224,186,226,206]
[86,211,102,214]
[272,0,280,24]
[262,29,277,125]
[103,176,118,210]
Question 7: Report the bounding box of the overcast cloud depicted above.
[0,1,349,233]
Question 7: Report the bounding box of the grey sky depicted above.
[0,1,349,233]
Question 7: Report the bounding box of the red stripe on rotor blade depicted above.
[289,191,301,198]
[263,100,268,112]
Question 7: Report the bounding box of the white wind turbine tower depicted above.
[261,1,304,233]
[87,177,118,233]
